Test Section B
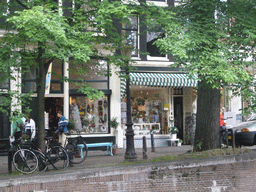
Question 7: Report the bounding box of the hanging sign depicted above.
[45,63,52,94]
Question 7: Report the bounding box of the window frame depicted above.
[121,14,140,58]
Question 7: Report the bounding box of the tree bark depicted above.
[36,45,49,152]
[194,79,220,151]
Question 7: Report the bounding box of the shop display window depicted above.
[124,97,163,134]
[123,86,172,135]
[131,98,162,124]
[69,96,109,134]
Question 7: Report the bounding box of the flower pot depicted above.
[177,142,182,146]
[112,148,117,155]
[171,133,177,140]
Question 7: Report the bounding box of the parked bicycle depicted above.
[11,139,38,174]
[30,135,69,172]
[64,130,88,164]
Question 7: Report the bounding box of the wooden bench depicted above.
[86,142,113,156]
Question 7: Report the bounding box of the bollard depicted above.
[8,148,13,174]
[142,136,148,159]
[232,129,236,149]
[150,129,155,152]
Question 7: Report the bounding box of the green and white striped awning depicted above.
[121,72,197,97]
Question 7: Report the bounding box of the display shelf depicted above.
[133,123,160,135]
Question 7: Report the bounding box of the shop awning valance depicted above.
[121,72,197,97]
[130,73,197,87]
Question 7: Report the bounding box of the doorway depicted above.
[45,97,63,129]
[174,97,183,140]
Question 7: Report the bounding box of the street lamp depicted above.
[121,47,137,161]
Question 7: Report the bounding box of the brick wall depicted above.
[1,160,256,192]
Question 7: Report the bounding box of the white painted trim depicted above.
[133,61,175,67]
[147,0,168,7]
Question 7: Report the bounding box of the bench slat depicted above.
[86,142,113,156]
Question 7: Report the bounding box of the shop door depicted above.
[174,97,183,140]
[45,98,63,129]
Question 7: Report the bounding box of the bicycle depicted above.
[64,130,88,164]
[29,135,69,172]
[11,139,38,174]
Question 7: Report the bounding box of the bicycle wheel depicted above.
[13,149,38,174]
[48,146,69,170]
[70,139,88,164]
[33,150,48,172]
[65,142,76,161]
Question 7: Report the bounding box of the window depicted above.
[147,32,166,58]
[22,64,37,93]
[69,59,108,91]
[69,96,109,134]
[50,60,63,93]
[0,72,9,89]
[122,15,139,57]
[0,95,10,139]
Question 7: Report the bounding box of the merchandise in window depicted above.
[69,96,109,134]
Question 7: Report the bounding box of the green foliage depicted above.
[153,0,256,111]
[110,117,119,129]
[67,120,75,131]
[168,126,179,134]
[0,0,156,149]
[194,140,204,152]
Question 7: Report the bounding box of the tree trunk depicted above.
[36,46,49,152]
[194,79,220,151]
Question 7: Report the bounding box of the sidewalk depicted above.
[0,145,192,176]
[1,145,256,191]
[1,145,256,185]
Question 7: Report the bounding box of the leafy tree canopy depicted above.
[154,0,256,112]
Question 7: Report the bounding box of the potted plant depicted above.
[177,139,182,146]
[168,126,179,140]
[67,120,75,132]
[110,117,119,129]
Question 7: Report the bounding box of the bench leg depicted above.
[80,147,84,158]
[77,145,84,158]
[106,146,113,156]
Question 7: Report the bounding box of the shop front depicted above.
[121,72,197,148]
[22,59,116,145]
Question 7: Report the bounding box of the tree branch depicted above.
[16,0,29,9]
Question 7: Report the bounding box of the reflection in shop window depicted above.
[70,82,108,90]
[22,64,37,93]
[147,32,165,57]
[122,15,139,57]
[69,96,109,134]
